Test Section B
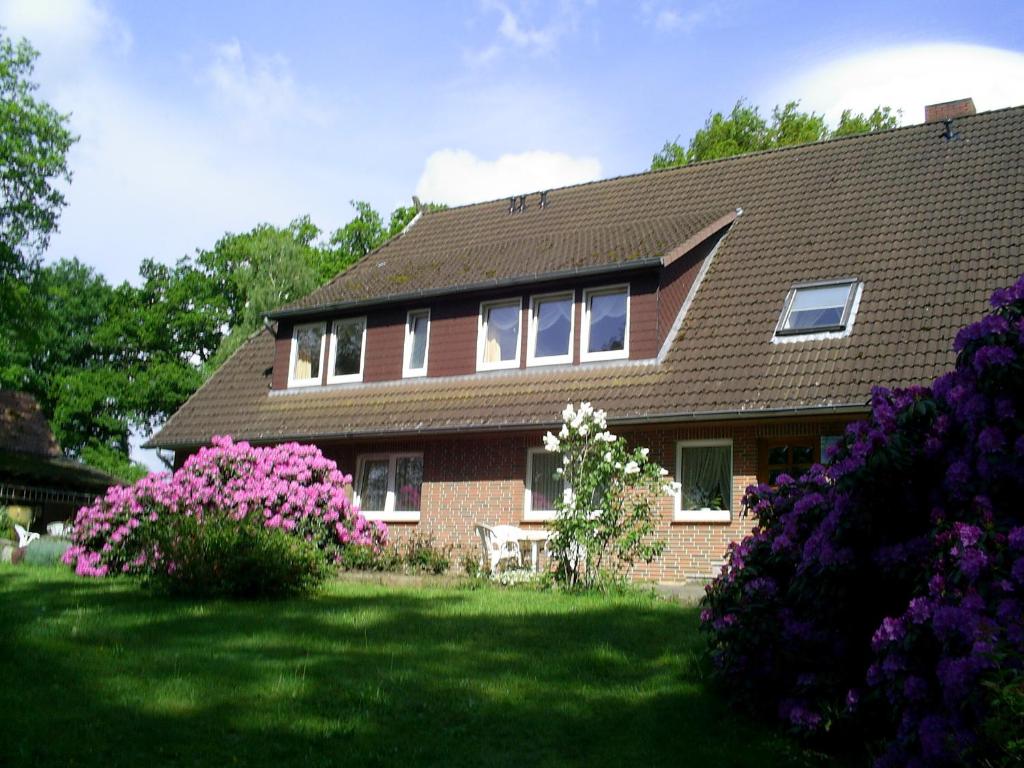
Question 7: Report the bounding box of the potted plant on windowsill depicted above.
[684,484,724,512]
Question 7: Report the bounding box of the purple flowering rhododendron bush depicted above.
[701,276,1024,767]
[63,436,387,579]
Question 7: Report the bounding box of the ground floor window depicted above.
[675,439,732,523]
[355,453,423,522]
[758,438,819,486]
[524,448,563,521]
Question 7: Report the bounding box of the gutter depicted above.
[266,257,664,320]
[148,401,869,450]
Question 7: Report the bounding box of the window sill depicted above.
[360,511,421,523]
[673,509,731,524]
[286,377,323,388]
[580,349,629,363]
[522,511,557,523]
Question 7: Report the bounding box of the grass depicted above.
[0,567,835,768]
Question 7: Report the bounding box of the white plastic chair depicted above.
[475,524,523,573]
[14,524,40,548]
[46,522,70,538]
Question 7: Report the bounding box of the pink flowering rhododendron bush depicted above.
[701,276,1024,767]
[63,436,387,584]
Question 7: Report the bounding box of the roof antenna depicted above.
[942,118,960,141]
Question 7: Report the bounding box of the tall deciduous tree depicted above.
[651,99,899,170]
[0,30,76,278]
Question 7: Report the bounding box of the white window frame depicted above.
[354,452,423,523]
[287,321,327,388]
[326,316,367,384]
[402,309,431,378]
[772,279,861,343]
[527,291,575,367]
[674,439,733,523]
[580,284,630,363]
[477,298,523,371]
[524,447,562,521]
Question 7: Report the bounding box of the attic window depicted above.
[478,299,522,370]
[775,280,859,337]
[288,322,326,387]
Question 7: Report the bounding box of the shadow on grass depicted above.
[0,568,837,768]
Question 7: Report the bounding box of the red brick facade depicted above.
[306,415,857,582]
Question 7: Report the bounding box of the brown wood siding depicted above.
[429,296,482,377]
[363,308,406,382]
[271,271,664,386]
[271,320,293,390]
[629,275,659,360]
[656,229,726,351]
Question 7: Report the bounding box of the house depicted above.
[148,100,1024,581]
[0,391,117,532]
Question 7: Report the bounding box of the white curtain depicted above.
[536,298,571,331]
[484,305,519,362]
[589,292,626,323]
[680,445,731,510]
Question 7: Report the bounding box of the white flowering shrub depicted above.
[543,402,667,588]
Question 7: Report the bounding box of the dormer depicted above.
[267,200,739,392]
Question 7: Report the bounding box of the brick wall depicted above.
[315,415,856,583]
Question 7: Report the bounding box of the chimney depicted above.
[925,98,976,123]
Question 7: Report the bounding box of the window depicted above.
[775,280,859,336]
[403,309,430,377]
[524,448,564,521]
[327,317,366,384]
[820,435,843,463]
[478,299,522,370]
[354,453,423,522]
[527,292,574,366]
[675,440,732,522]
[288,322,326,387]
[581,285,629,362]
[759,439,818,486]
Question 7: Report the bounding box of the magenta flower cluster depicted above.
[63,436,387,578]
[701,275,1024,766]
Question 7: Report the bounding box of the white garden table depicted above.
[515,529,552,572]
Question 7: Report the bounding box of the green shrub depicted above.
[0,508,14,542]
[339,543,402,572]
[23,536,72,566]
[340,533,451,574]
[142,512,328,599]
[980,667,1024,766]
[401,533,451,574]
[461,551,481,578]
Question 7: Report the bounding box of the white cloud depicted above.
[771,43,1024,125]
[465,0,584,65]
[203,39,331,126]
[414,148,601,207]
[640,1,709,33]
[0,0,130,63]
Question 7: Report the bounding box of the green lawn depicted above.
[1,567,828,768]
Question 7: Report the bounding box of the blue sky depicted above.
[2,0,1022,288]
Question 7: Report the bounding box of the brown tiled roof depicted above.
[150,107,1024,448]
[0,391,61,457]
[274,208,733,314]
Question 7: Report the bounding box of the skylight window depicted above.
[775,280,859,337]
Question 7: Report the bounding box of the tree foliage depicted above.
[651,99,900,170]
[0,30,76,279]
